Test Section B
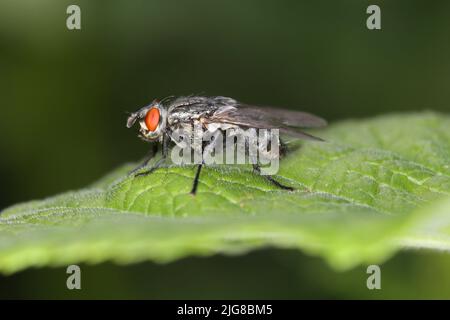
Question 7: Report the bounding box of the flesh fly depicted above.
[127,96,326,194]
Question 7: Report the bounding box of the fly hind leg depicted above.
[252,164,294,191]
[249,134,293,191]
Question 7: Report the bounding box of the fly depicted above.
[126,96,327,194]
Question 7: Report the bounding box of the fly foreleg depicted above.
[129,143,158,175]
[135,132,171,177]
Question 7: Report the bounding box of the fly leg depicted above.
[135,132,170,177]
[252,164,294,191]
[129,143,158,175]
[190,130,221,195]
[279,137,288,158]
[250,133,293,191]
[190,164,203,195]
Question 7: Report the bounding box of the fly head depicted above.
[126,100,168,142]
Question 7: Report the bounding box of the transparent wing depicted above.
[209,104,327,141]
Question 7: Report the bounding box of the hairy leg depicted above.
[279,137,288,158]
[252,163,294,191]
[135,132,171,177]
[190,164,203,194]
[129,143,158,175]
[190,130,222,195]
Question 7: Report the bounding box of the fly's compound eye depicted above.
[144,107,160,132]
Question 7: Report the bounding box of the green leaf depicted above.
[1,112,449,274]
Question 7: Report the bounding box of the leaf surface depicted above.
[1,112,449,274]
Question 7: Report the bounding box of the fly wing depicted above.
[238,105,327,128]
[209,103,327,141]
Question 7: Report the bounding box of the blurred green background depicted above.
[0,0,449,299]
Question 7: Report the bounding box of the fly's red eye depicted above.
[145,107,160,132]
